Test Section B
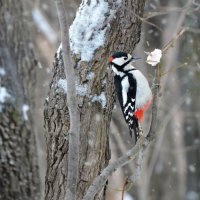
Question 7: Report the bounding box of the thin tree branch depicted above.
[54,0,80,200]
[162,28,186,53]
[82,138,150,200]
[130,10,163,32]
[123,6,163,32]
[147,64,160,139]
[184,27,200,34]
[83,62,161,200]
[143,4,192,20]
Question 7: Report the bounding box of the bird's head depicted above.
[108,52,141,73]
[109,52,132,66]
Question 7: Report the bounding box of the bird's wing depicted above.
[114,74,139,141]
[123,75,139,139]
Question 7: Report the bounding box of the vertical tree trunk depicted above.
[44,0,145,199]
[0,0,40,199]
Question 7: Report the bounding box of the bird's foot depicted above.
[138,123,144,137]
[136,124,144,145]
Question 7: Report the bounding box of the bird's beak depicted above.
[131,56,142,62]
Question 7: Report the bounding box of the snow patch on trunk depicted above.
[86,72,95,80]
[0,87,11,103]
[91,92,106,108]
[57,79,68,93]
[0,87,11,112]
[69,0,109,61]
[0,68,6,76]
[22,104,30,121]
[76,84,88,96]
[56,0,122,61]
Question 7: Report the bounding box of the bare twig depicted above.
[184,27,200,34]
[54,0,80,200]
[83,63,161,200]
[160,0,193,96]
[132,11,163,32]
[161,62,188,76]
[143,4,192,20]
[123,7,163,32]
[162,28,186,53]
[83,138,149,200]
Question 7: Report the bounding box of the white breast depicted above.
[130,69,152,109]
[121,76,129,106]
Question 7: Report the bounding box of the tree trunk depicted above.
[0,0,40,199]
[44,0,145,199]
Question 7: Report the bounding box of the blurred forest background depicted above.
[1,0,200,199]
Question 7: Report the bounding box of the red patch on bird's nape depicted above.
[108,56,113,63]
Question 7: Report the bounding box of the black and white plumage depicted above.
[109,52,152,142]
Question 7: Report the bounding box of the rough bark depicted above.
[44,0,145,199]
[0,0,40,200]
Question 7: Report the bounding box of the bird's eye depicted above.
[124,57,128,60]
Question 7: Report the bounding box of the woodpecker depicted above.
[109,52,152,142]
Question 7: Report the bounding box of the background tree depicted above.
[0,0,40,199]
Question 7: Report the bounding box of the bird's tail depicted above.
[129,116,140,143]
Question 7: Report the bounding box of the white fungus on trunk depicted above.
[146,49,162,66]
